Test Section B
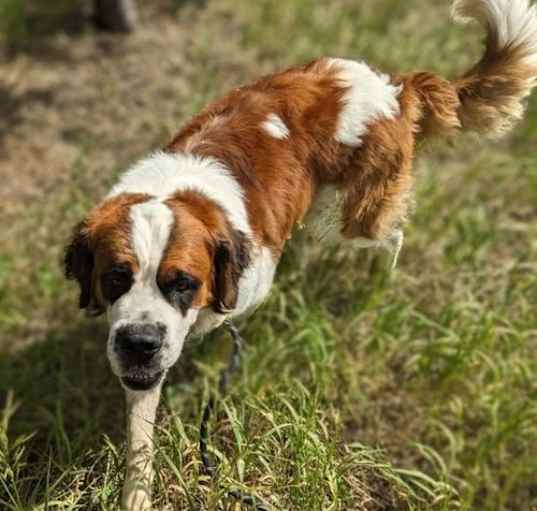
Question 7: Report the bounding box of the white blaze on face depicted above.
[107,199,199,377]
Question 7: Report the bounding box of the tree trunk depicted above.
[94,0,138,32]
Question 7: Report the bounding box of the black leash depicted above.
[199,321,269,510]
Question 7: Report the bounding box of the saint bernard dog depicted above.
[63,0,537,508]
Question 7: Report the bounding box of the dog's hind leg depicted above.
[337,97,418,269]
[121,385,162,510]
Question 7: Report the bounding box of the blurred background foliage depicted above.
[0,0,84,49]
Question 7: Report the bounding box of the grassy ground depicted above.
[1,0,536,509]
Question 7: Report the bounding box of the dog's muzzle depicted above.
[114,322,166,390]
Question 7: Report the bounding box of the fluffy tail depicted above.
[408,0,537,138]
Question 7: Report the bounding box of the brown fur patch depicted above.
[65,193,150,314]
[403,72,461,137]
[162,190,251,312]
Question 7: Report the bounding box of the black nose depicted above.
[115,323,164,365]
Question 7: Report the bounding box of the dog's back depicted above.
[165,0,537,264]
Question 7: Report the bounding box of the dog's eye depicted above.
[108,274,125,286]
[162,273,199,294]
[175,277,193,292]
[101,266,133,304]
[159,271,201,315]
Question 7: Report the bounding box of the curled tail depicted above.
[407,0,537,138]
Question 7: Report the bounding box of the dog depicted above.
[63,0,537,508]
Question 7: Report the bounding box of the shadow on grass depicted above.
[0,320,125,460]
[0,313,219,508]
[0,316,218,455]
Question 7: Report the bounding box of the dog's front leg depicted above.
[121,384,162,511]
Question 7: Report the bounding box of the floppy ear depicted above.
[212,230,251,314]
[63,221,104,316]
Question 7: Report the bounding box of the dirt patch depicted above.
[0,1,266,219]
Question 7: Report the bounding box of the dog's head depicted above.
[64,190,250,391]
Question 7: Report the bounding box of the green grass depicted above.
[1,0,537,509]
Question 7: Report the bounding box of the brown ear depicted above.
[63,221,104,316]
[212,230,251,314]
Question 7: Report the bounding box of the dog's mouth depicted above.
[121,369,164,391]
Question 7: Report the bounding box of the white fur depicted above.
[328,58,402,147]
[191,307,228,337]
[108,151,251,236]
[234,245,277,315]
[452,0,537,66]
[262,113,290,139]
[122,384,162,511]
[107,200,199,377]
[130,200,174,275]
